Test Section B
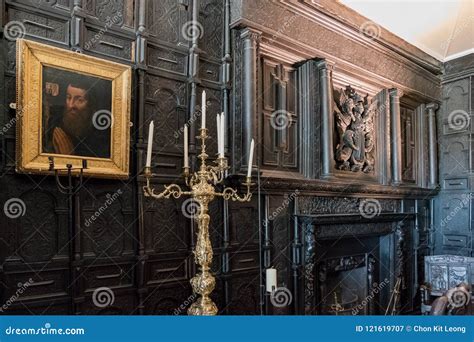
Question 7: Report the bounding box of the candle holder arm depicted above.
[215,178,253,202]
[205,157,229,184]
[143,177,191,199]
[204,165,224,185]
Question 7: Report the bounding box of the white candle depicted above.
[216,113,221,156]
[247,138,254,178]
[220,112,225,157]
[146,120,154,168]
[184,124,189,168]
[266,268,277,293]
[201,90,206,129]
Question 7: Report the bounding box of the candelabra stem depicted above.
[188,197,218,315]
[142,121,252,316]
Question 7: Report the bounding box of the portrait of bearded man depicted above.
[41,67,112,158]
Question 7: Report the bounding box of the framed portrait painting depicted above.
[16,39,131,179]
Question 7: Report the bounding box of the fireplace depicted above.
[319,253,376,315]
[292,197,414,315]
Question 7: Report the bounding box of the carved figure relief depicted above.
[334,86,377,173]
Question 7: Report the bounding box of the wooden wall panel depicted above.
[0,0,443,317]
[0,0,261,316]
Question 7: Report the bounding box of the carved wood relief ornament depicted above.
[334,85,377,173]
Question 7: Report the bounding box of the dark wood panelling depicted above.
[435,59,473,256]
[1,0,445,317]
[147,43,188,76]
[147,0,189,46]
[83,24,134,61]
[0,0,263,316]
[260,59,298,172]
[401,106,416,184]
[7,6,69,45]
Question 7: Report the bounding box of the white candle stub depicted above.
[266,268,277,293]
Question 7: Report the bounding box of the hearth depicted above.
[311,231,390,315]
[319,253,376,315]
[292,197,414,315]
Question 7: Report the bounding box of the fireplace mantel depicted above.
[296,212,415,227]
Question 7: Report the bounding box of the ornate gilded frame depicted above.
[16,39,131,179]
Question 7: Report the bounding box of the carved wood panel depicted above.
[229,273,259,315]
[147,42,188,76]
[435,61,473,256]
[261,58,298,171]
[229,198,259,247]
[144,197,189,254]
[82,184,135,259]
[83,25,134,61]
[400,106,416,183]
[144,73,188,177]
[332,85,389,182]
[147,0,189,45]
[0,0,438,316]
[83,0,134,29]
[199,0,223,61]
[7,6,69,45]
[1,0,224,315]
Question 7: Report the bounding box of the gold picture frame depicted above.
[16,39,131,179]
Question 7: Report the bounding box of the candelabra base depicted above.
[187,298,218,316]
[188,269,218,316]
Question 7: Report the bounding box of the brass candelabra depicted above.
[143,128,253,315]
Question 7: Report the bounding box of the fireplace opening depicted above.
[299,214,409,315]
[319,253,376,315]
[313,234,391,315]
